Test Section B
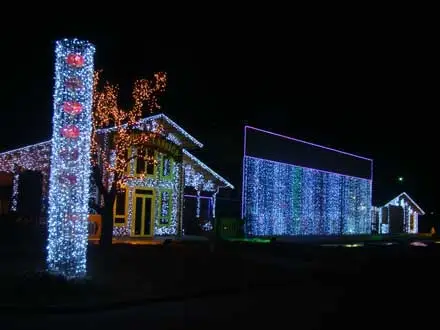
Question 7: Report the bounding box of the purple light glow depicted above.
[246,156,372,182]
[370,160,374,212]
[244,125,373,161]
[184,194,212,200]
[241,124,247,220]
[241,125,373,225]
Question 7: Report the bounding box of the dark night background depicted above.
[0,16,437,230]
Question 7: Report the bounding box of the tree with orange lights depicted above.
[91,71,167,247]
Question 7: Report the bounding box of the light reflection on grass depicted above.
[227,238,271,244]
[320,243,364,248]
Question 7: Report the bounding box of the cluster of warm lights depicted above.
[91,70,167,190]
[0,57,236,246]
[135,113,203,148]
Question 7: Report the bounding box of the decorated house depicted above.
[371,192,425,234]
[0,113,234,238]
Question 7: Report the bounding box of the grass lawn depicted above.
[227,237,271,244]
[0,234,293,309]
[242,233,438,245]
[1,221,439,311]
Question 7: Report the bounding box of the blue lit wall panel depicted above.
[243,156,371,236]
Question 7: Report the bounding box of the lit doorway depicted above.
[132,188,155,237]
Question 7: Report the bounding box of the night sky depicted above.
[1,19,437,227]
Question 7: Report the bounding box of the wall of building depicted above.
[243,156,372,236]
[111,150,181,237]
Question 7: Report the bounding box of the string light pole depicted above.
[46,39,95,278]
[91,71,167,247]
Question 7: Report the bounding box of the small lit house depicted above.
[372,192,425,234]
[0,113,234,238]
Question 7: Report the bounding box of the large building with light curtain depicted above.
[0,113,234,238]
[242,126,373,236]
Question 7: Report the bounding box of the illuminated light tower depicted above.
[47,39,95,278]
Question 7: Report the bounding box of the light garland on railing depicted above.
[46,38,95,279]
[243,156,372,236]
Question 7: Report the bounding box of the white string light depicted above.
[379,192,424,234]
[1,111,234,241]
[243,156,372,236]
[115,153,180,237]
[0,142,51,212]
[46,39,95,278]
[196,190,201,218]
[11,173,19,211]
[183,149,234,189]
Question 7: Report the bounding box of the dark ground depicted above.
[1,220,439,329]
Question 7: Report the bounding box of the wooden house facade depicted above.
[0,113,234,238]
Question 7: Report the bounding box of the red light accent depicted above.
[63,101,83,115]
[60,148,79,161]
[60,125,80,139]
[58,173,77,185]
[66,54,85,68]
[67,214,79,222]
[65,77,83,90]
